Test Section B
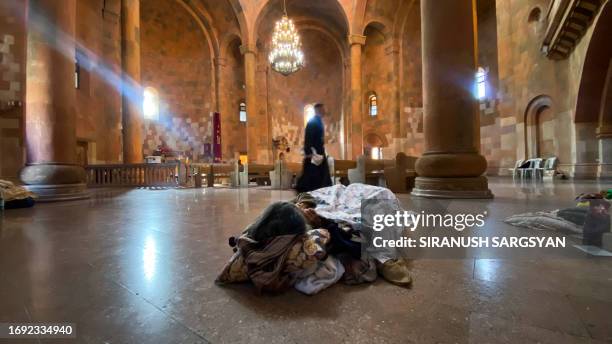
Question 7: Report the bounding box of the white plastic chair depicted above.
[524,158,544,179]
[510,159,525,179]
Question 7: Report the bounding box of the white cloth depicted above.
[309,183,412,263]
[504,210,582,234]
[310,148,324,166]
[294,255,345,295]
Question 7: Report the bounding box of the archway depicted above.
[254,0,348,162]
[575,2,612,177]
[524,95,553,158]
[364,132,388,159]
[253,0,349,49]
[140,0,216,159]
[575,2,611,125]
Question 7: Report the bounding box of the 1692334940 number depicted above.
[0,323,76,339]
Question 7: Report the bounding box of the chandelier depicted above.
[268,0,304,76]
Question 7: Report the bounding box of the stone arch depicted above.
[575,2,612,126]
[175,0,220,60]
[364,132,388,147]
[362,20,389,40]
[293,20,348,62]
[252,0,349,51]
[365,91,378,117]
[227,0,249,47]
[364,132,388,159]
[352,0,368,35]
[220,33,242,60]
[362,21,393,135]
[174,0,221,111]
[528,6,542,23]
[524,95,553,158]
[574,2,612,177]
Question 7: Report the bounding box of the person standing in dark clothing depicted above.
[295,103,332,193]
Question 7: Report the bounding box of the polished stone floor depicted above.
[1,177,611,343]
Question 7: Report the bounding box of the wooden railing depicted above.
[85,162,180,187]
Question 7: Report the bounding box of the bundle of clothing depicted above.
[0,180,36,209]
[216,184,412,295]
[504,192,611,247]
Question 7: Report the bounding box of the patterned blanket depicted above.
[309,183,410,263]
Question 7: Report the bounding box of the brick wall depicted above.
[0,0,25,181]
[362,25,395,158]
[75,0,123,164]
[479,0,578,175]
[141,0,215,159]
[218,39,247,160]
[257,29,344,163]
[397,4,424,158]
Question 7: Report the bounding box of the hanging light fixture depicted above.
[268,0,304,76]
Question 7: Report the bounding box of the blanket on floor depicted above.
[308,183,412,263]
[504,210,582,234]
[216,227,334,293]
[238,234,303,292]
[217,185,413,295]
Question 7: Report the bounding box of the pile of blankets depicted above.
[216,184,412,295]
[504,192,611,246]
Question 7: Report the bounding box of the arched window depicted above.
[304,104,315,125]
[239,101,247,122]
[74,58,80,89]
[528,7,541,23]
[369,94,378,116]
[371,147,383,160]
[476,67,487,100]
[143,87,159,120]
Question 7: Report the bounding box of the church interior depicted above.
[1,0,612,342]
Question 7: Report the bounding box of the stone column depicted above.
[597,60,612,178]
[241,45,259,163]
[386,40,402,149]
[349,34,366,159]
[412,0,492,198]
[215,57,230,160]
[20,0,88,201]
[121,0,143,163]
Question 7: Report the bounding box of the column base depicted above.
[25,183,90,202]
[20,163,89,202]
[411,176,493,199]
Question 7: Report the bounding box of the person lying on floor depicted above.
[216,184,412,295]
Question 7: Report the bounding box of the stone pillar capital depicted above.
[214,57,227,67]
[348,34,366,46]
[240,44,256,55]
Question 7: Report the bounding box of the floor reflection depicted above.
[143,234,157,281]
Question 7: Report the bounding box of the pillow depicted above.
[285,228,330,274]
